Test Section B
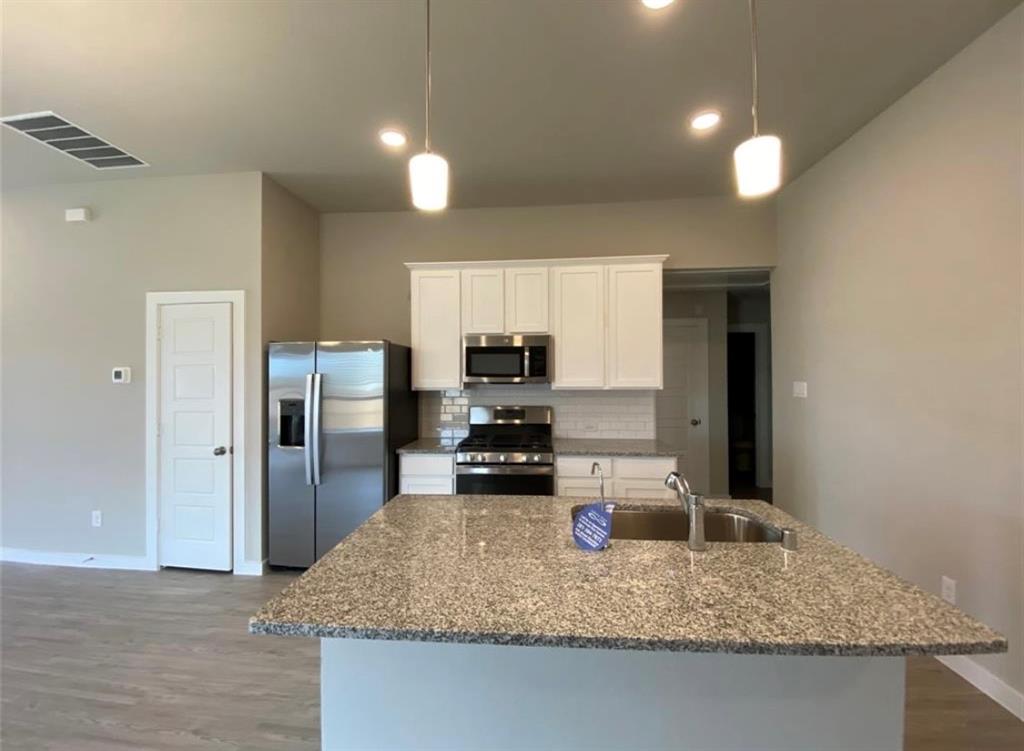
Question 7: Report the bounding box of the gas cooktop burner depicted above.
[455,405,554,467]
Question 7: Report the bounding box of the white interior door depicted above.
[656,319,710,494]
[158,302,233,570]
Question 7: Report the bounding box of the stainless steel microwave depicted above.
[462,335,551,384]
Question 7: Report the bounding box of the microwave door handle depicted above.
[310,373,323,486]
[523,347,530,379]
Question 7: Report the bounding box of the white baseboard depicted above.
[0,547,156,571]
[233,558,268,576]
[938,655,1024,721]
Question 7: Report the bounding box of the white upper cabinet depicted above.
[410,269,462,389]
[606,262,663,389]
[461,268,505,334]
[551,265,606,389]
[504,267,549,333]
[407,256,665,392]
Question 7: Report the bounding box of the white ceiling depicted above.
[2,0,1018,212]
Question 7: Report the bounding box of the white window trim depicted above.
[145,290,247,573]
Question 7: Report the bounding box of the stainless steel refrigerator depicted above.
[267,341,417,568]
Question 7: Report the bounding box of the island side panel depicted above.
[321,639,906,751]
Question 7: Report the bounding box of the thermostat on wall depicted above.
[112,367,131,384]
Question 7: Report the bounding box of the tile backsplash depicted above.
[419,385,656,444]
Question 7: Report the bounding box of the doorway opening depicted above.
[727,287,772,501]
[659,270,772,500]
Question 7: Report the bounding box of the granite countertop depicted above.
[396,438,459,454]
[250,495,1007,656]
[398,437,678,457]
[552,438,678,457]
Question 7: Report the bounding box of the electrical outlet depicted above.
[792,381,808,398]
[941,575,956,604]
[91,510,102,528]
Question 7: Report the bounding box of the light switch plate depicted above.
[941,576,956,604]
[112,366,131,384]
[792,381,808,398]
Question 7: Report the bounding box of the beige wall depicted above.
[661,290,729,495]
[773,5,1023,696]
[320,196,775,343]
[1,172,263,562]
[259,174,320,555]
[260,175,320,344]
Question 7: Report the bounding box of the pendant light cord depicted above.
[749,0,757,136]
[425,0,432,152]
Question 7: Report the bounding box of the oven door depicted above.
[455,466,554,495]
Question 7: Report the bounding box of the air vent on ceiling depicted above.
[0,111,147,170]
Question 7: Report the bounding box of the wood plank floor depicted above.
[2,563,1021,750]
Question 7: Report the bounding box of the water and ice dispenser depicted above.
[278,399,305,447]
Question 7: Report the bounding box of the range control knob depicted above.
[473,454,483,463]
[532,454,541,462]
[498,454,507,463]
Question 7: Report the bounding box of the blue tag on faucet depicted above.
[573,502,615,551]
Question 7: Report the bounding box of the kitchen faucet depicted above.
[591,462,605,503]
[665,471,706,552]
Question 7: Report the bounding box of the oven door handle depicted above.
[455,465,554,476]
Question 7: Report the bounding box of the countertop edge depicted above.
[248,619,1008,657]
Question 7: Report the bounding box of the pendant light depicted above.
[409,0,449,211]
[734,0,781,198]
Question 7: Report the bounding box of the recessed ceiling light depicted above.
[690,110,722,132]
[642,0,674,9]
[378,128,407,148]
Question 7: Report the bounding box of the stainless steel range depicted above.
[454,406,554,495]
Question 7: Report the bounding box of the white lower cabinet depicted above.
[399,452,677,499]
[610,478,676,500]
[400,476,454,495]
[399,454,454,495]
[556,478,604,498]
[556,455,677,499]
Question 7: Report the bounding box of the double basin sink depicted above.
[571,505,783,544]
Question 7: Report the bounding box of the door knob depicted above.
[213,446,227,456]
[690,419,702,426]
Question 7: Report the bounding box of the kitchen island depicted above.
[250,494,1005,750]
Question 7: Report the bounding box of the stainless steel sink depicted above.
[571,505,783,543]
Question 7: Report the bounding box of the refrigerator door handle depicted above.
[304,374,315,486]
[310,372,323,486]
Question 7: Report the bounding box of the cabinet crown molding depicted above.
[405,255,668,271]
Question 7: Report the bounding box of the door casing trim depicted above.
[145,290,246,572]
